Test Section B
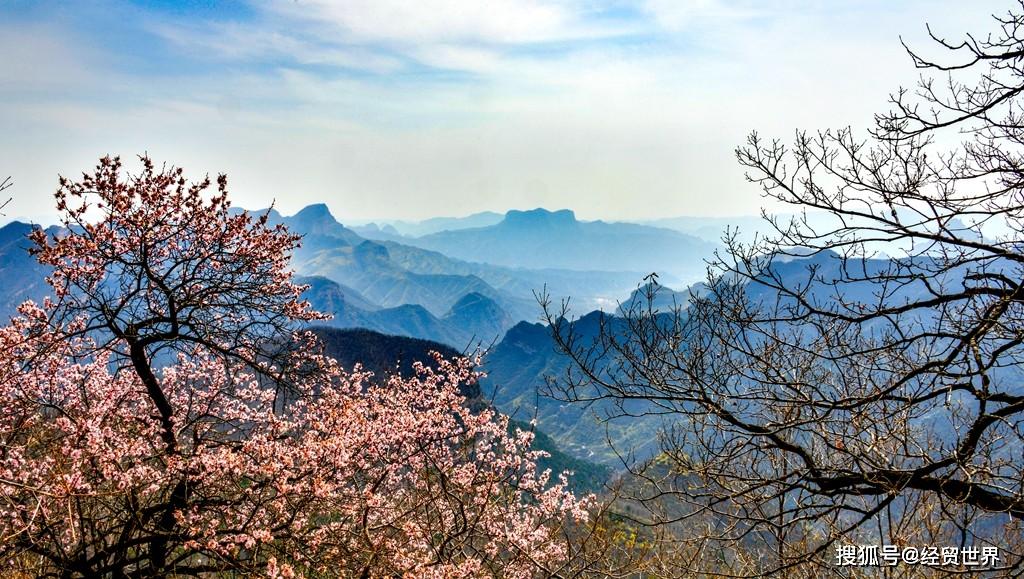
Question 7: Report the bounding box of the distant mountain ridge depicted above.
[0,206,660,347]
[355,211,504,238]
[481,248,998,466]
[403,208,717,281]
[617,279,707,315]
[483,311,667,465]
[240,204,522,319]
[300,276,512,350]
[3,209,971,484]
[252,203,667,329]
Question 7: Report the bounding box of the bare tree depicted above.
[545,4,1024,575]
[0,176,11,214]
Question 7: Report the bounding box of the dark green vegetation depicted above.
[508,420,612,495]
[311,326,472,389]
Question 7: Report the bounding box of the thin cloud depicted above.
[0,0,1012,224]
[265,0,585,45]
[150,20,405,73]
[642,0,763,31]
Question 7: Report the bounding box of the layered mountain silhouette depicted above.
[259,204,685,333]
[616,279,707,315]
[483,312,666,465]
[301,276,512,349]
[480,248,986,465]
[1,205,985,481]
[404,208,717,280]
[241,204,523,321]
[0,206,657,347]
[356,211,504,238]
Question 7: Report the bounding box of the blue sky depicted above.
[0,0,1006,223]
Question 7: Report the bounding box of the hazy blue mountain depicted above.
[483,312,666,465]
[284,203,364,247]
[0,221,53,320]
[482,249,978,466]
[275,204,661,320]
[298,275,383,331]
[0,206,527,350]
[349,222,406,242]
[237,205,636,344]
[300,275,381,311]
[616,280,709,315]
[639,215,770,244]
[373,211,504,237]
[302,276,514,349]
[443,292,513,346]
[273,203,513,317]
[376,240,648,317]
[642,210,956,249]
[405,208,717,281]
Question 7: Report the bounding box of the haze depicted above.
[0,0,1004,224]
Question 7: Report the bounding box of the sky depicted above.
[0,0,1008,224]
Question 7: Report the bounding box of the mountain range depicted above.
[1,205,964,484]
[301,275,512,350]
[354,211,504,238]
[248,204,719,347]
[0,221,53,320]
[401,208,717,281]
[0,205,728,475]
[483,311,668,465]
[1,205,703,348]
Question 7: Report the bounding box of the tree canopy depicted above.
[0,157,593,577]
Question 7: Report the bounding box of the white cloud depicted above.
[151,21,404,73]
[0,23,100,92]
[0,0,1015,225]
[266,0,579,45]
[412,44,502,73]
[150,0,634,78]
[641,0,761,30]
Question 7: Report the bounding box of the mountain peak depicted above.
[0,221,39,246]
[448,292,498,313]
[354,240,390,263]
[0,220,35,235]
[293,203,336,223]
[444,292,512,340]
[283,203,365,246]
[502,208,576,228]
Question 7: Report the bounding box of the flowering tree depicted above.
[0,156,590,577]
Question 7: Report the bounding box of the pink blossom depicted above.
[0,155,591,576]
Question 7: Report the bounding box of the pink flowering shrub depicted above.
[0,157,590,576]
